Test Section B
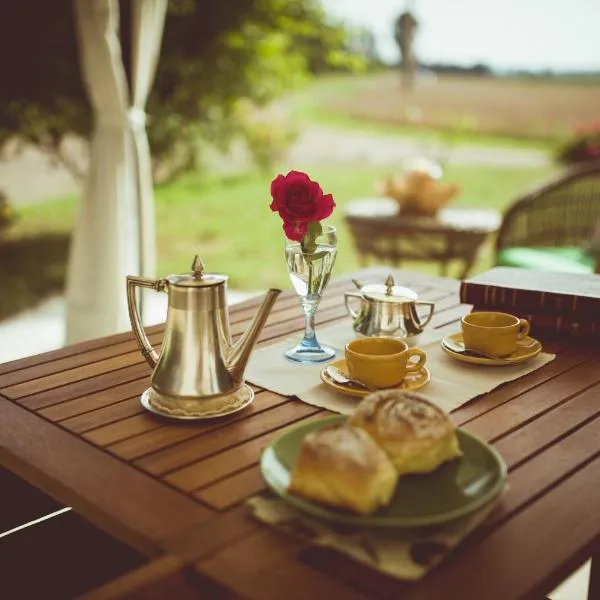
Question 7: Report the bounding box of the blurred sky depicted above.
[322,0,600,72]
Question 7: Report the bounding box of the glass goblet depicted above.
[284,225,338,363]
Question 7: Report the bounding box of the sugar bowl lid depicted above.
[359,274,418,303]
[166,255,228,287]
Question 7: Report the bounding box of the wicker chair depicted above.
[495,161,600,274]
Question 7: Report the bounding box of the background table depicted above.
[344,198,501,278]
[0,267,598,599]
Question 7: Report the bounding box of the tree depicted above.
[0,0,359,181]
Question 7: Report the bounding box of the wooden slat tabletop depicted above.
[1,267,598,599]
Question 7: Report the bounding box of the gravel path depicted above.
[288,125,550,169]
[0,126,550,206]
[0,142,81,206]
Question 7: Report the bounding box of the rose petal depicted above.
[311,193,336,221]
[278,183,303,221]
[285,186,313,219]
[270,175,286,212]
[270,174,286,198]
[307,179,324,200]
[287,170,312,185]
[283,220,307,242]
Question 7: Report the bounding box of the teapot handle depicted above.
[345,292,362,319]
[126,276,167,369]
[415,300,435,328]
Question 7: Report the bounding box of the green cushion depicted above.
[497,246,596,274]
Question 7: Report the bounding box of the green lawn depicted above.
[2,162,556,320]
[155,164,559,289]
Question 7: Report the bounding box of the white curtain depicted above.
[66,0,167,343]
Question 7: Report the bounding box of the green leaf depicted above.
[301,235,317,254]
[306,221,323,238]
[300,220,323,253]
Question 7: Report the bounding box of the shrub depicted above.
[557,121,600,165]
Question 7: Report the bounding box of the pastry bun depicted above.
[289,423,398,515]
[348,390,461,475]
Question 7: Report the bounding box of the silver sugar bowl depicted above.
[345,274,435,339]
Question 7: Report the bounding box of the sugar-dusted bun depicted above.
[347,390,462,475]
[289,423,398,515]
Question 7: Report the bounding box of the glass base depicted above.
[285,342,336,364]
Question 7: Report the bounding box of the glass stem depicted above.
[301,303,318,347]
[301,258,320,349]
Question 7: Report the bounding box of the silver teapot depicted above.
[127,256,281,420]
[345,274,435,339]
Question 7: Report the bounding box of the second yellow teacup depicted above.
[461,311,530,358]
[345,337,427,389]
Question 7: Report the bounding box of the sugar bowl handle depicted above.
[126,276,167,369]
[344,292,363,319]
[415,300,435,328]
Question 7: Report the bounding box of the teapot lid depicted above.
[167,256,227,287]
[361,274,418,303]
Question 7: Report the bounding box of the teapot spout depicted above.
[227,288,281,382]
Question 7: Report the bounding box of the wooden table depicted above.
[345,199,501,278]
[1,267,598,599]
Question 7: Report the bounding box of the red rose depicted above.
[270,170,335,241]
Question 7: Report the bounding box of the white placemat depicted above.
[246,318,446,397]
[246,318,555,415]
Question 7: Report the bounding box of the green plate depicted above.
[260,416,507,527]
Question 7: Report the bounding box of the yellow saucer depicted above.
[441,332,542,366]
[320,359,431,398]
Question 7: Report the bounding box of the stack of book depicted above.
[459,267,600,340]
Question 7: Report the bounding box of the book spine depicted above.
[460,281,600,318]
[471,306,600,340]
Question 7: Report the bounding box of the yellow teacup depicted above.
[461,311,530,358]
[345,337,427,389]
